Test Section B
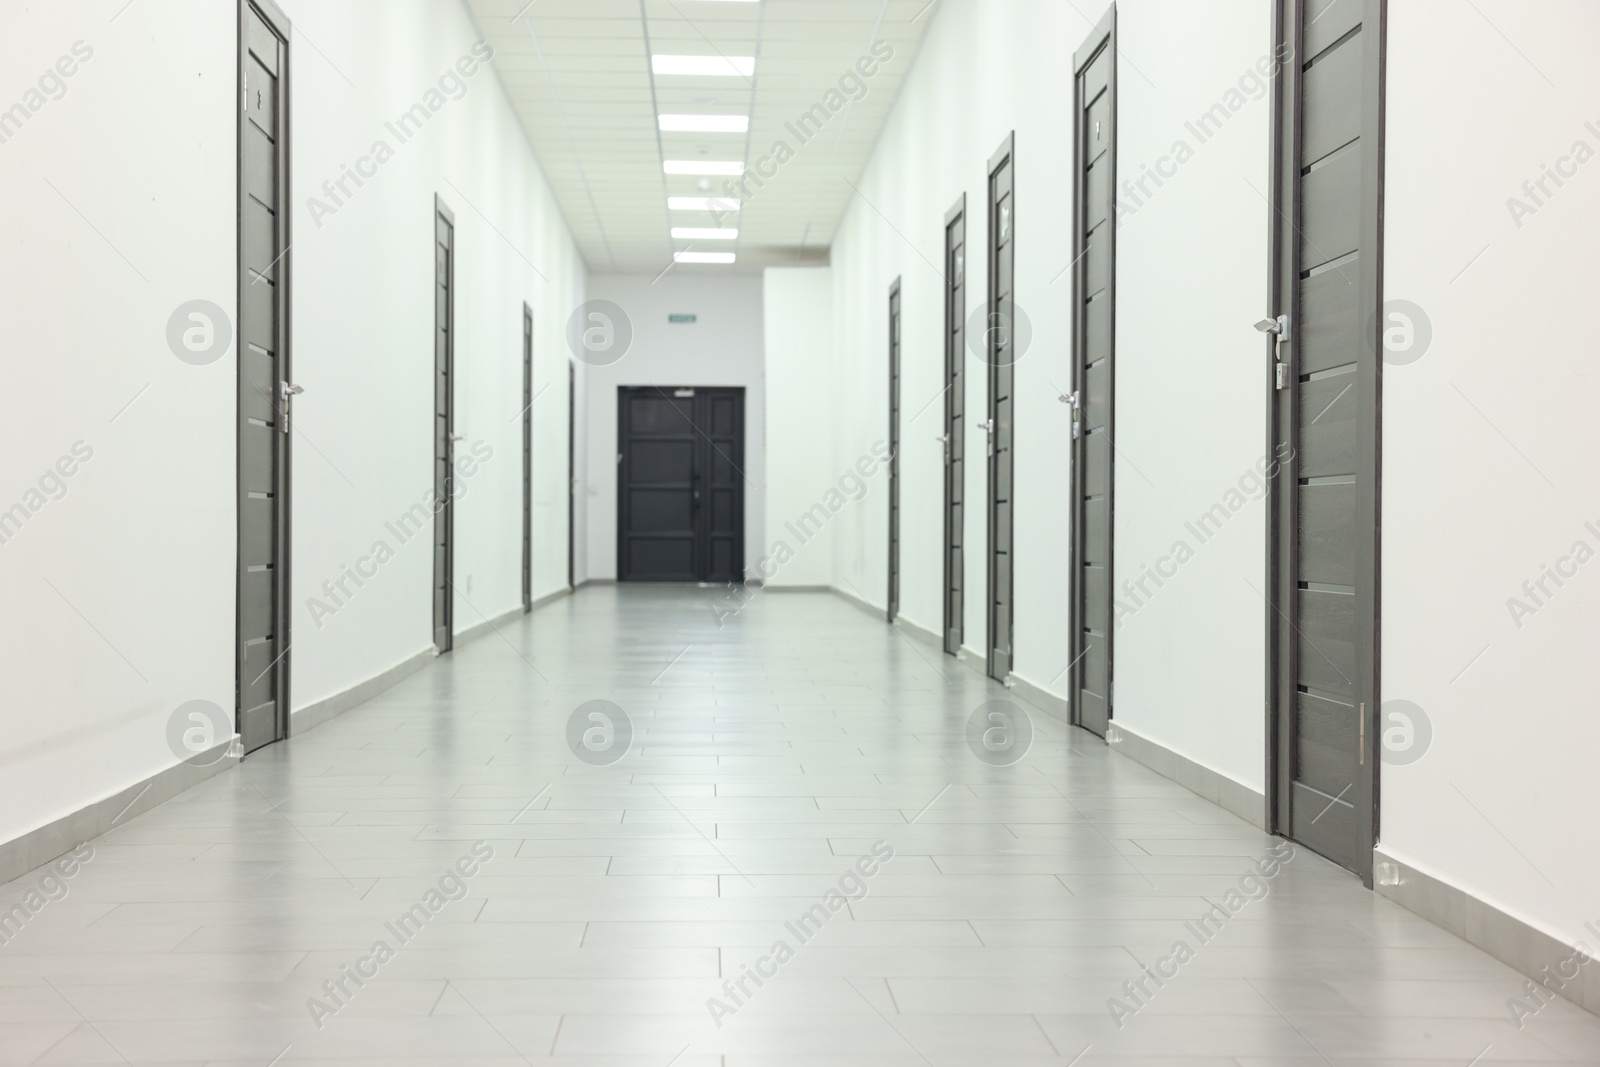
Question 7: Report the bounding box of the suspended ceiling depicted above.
[464,0,941,274]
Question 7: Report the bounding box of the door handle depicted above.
[976,418,993,434]
[1060,390,1083,439]
[280,382,303,433]
[1255,314,1290,390]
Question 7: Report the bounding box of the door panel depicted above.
[237,0,290,756]
[1306,0,1363,53]
[1269,0,1383,882]
[433,202,455,652]
[1071,8,1116,738]
[1300,150,1363,262]
[1299,265,1363,374]
[943,198,966,655]
[986,134,1016,681]
[1298,482,1357,586]
[617,388,745,583]
[1301,41,1363,159]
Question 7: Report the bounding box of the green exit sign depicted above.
[668,314,697,324]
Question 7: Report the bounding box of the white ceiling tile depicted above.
[465,0,935,272]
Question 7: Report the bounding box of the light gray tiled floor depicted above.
[3,585,1598,1065]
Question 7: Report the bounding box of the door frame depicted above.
[522,303,534,613]
[1264,0,1386,884]
[887,277,902,623]
[1069,5,1116,735]
[434,195,456,653]
[942,195,966,656]
[236,0,293,750]
[985,132,1016,682]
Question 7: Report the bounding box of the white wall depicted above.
[763,268,837,588]
[1380,0,1600,952]
[0,0,238,851]
[826,0,1079,673]
[1105,0,1274,792]
[581,273,765,581]
[824,0,1274,776]
[278,0,584,709]
[0,0,584,850]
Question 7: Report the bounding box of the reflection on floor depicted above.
[2,585,1597,1065]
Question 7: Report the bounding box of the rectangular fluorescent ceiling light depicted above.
[672,228,738,240]
[664,160,745,176]
[668,197,741,212]
[659,114,749,133]
[676,252,737,264]
[653,55,755,77]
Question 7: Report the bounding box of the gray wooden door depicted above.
[433,201,455,653]
[1268,0,1384,882]
[887,279,901,623]
[522,305,534,613]
[985,134,1017,682]
[1071,9,1116,739]
[943,197,966,656]
[238,0,292,756]
[567,362,576,590]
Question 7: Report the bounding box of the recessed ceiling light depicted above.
[672,228,739,240]
[665,160,746,176]
[676,252,737,264]
[668,196,741,212]
[653,55,755,77]
[659,114,749,133]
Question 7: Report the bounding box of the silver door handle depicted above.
[280,382,303,433]
[450,434,465,443]
[1255,314,1291,390]
[1062,391,1084,439]
[935,433,949,443]
[976,418,993,434]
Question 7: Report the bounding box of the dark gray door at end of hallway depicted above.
[433,200,455,653]
[616,387,745,584]
[887,279,902,623]
[1268,0,1384,883]
[985,133,1017,682]
[1071,8,1116,739]
[943,197,966,657]
[522,304,533,613]
[238,0,293,756]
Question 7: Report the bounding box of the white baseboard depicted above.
[0,738,236,888]
[1374,850,1600,1017]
